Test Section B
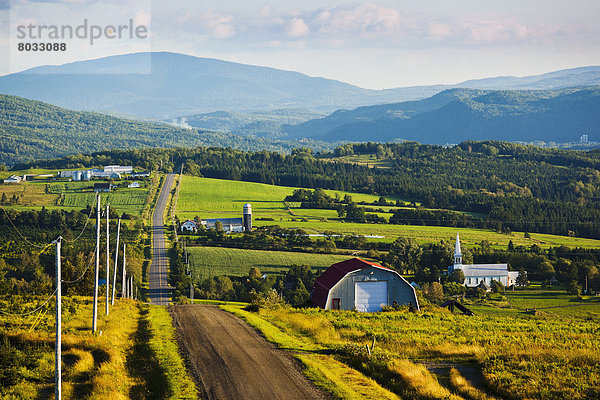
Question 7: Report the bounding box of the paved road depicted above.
[170,305,327,400]
[148,173,176,306]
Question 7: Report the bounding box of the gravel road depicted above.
[170,305,327,400]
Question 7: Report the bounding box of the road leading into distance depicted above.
[149,172,176,306]
[170,305,327,400]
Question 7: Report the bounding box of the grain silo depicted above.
[73,170,82,181]
[243,203,252,232]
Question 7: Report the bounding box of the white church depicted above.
[449,233,519,287]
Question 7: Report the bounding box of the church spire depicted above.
[454,232,462,267]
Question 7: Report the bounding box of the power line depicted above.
[63,205,95,243]
[61,241,97,284]
[0,287,59,316]
[1,207,48,248]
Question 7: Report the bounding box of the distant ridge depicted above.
[0,52,445,119]
[0,52,598,119]
[285,87,600,144]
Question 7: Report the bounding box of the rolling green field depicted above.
[0,178,151,216]
[177,176,397,220]
[177,176,600,249]
[187,246,352,279]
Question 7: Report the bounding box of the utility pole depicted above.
[111,219,121,305]
[122,243,126,299]
[92,194,100,333]
[105,203,110,316]
[54,236,62,400]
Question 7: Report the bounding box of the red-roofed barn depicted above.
[311,258,419,312]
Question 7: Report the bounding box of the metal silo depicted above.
[73,170,82,181]
[243,203,252,232]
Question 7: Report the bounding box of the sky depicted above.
[1,0,599,88]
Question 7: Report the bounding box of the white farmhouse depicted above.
[449,233,519,287]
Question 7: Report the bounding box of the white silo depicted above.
[73,170,82,181]
[243,203,252,232]
[83,170,92,180]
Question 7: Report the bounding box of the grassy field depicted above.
[176,175,398,220]
[0,296,195,399]
[176,176,600,249]
[0,179,151,216]
[187,246,352,279]
[224,299,600,400]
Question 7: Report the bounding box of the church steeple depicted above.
[454,232,462,268]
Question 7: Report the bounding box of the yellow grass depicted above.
[449,368,498,400]
[391,359,462,400]
[298,353,402,400]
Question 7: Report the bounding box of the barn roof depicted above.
[311,258,394,309]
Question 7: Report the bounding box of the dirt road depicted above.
[170,305,327,400]
[149,173,175,306]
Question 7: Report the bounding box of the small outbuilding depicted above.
[180,219,198,232]
[93,182,111,192]
[312,258,419,312]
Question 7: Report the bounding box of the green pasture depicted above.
[505,289,600,316]
[176,175,397,220]
[187,246,352,280]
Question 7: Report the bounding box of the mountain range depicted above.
[0,52,599,152]
[284,87,600,144]
[1,52,599,120]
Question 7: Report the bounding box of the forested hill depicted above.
[0,95,330,167]
[286,87,600,143]
[17,141,600,239]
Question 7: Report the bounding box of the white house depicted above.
[449,233,519,287]
[128,181,141,188]
[180,220,198,232]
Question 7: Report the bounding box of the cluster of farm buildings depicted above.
[3,165,150,192]
[59,165,149,181]
[180,203,253,233]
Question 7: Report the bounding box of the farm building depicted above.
[202,218,244,233]
[93,182,111,192]
[449,233,520,287]
[180,219,198,232]
[312,258,419,312]
[128,181,141,188]
[3,175,23,184]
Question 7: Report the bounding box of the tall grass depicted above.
[146,305,197,400]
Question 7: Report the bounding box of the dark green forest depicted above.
[17,141,600,238]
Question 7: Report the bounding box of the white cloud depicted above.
[285,17,309,38]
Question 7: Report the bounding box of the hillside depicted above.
[0,52,446,119]
[0,95,332,167]
[286,87,600,143]
[177,108,325,138]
